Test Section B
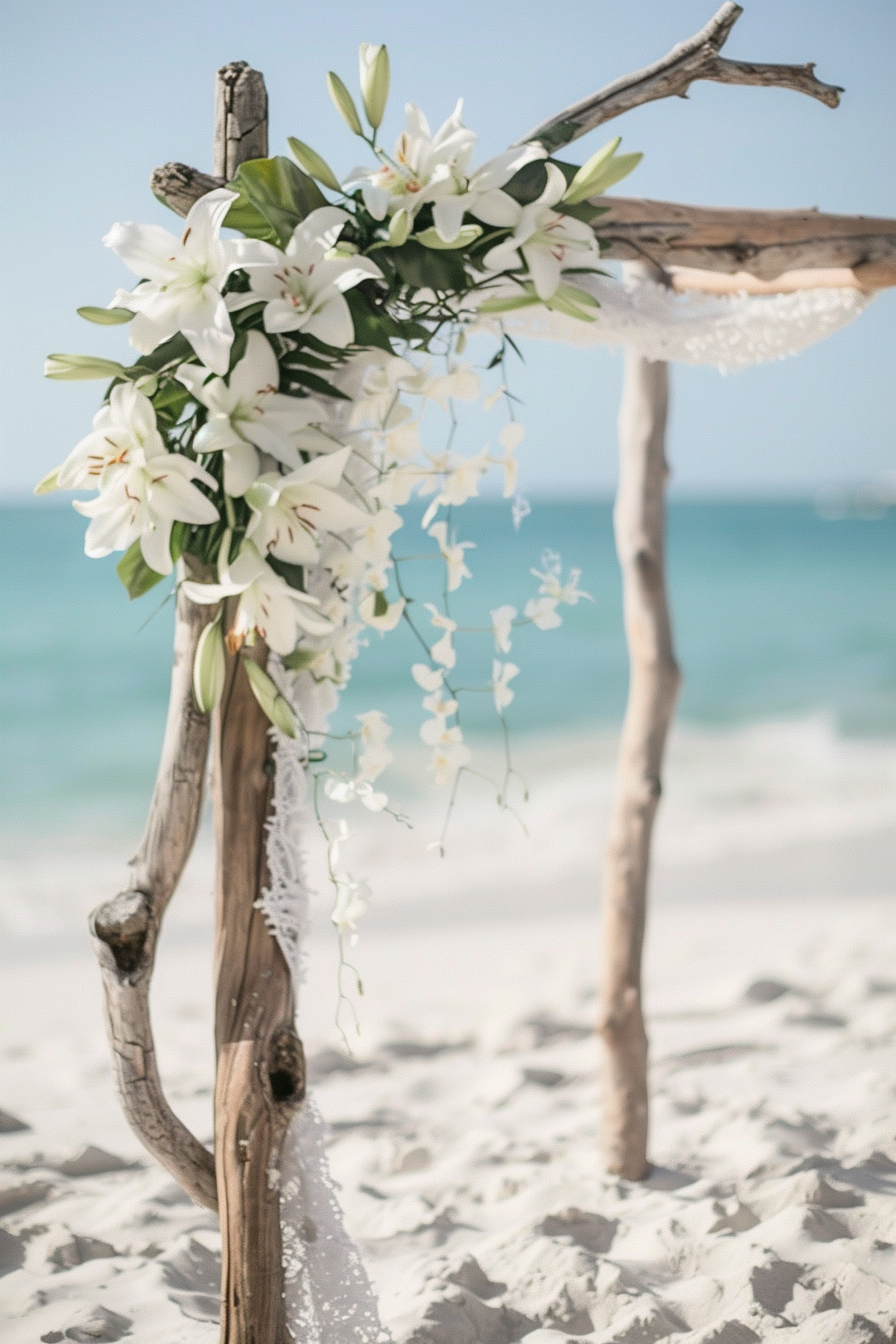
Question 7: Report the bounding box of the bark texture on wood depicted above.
[151,162,224,217]
[213,639,305,1344]
[517,1,840,151]
[91,582,219,1210]
[600,273,681,1180]
[595,197,896,280]
[214,62,268,180]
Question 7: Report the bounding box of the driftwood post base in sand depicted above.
[213,636,305,1343]
[599,279,681,1178]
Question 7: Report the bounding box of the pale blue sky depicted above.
[1,0,893,498]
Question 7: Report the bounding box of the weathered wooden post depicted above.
[599,271,679,1179]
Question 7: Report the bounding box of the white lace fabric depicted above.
[484,271,874,371]
[257,272,875,1339]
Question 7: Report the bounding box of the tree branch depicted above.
[595,197,896,280]
[516,2,842,152]
[91,578,219,1211]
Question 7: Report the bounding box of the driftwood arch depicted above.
[88,5,896,1339]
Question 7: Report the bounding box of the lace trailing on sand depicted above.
[262,658,389,1343]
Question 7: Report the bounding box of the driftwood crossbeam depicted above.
[89,6,893,1339]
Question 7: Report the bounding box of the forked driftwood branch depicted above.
[516,1,841,150]
[91,581,219,1210]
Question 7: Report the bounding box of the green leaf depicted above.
[558,201,609,224]
[392,240,467,293]
[372,589,389,618]
[116,540,165,599]
[287,137,342,192]
[344,288,402,353]
[225,158,328,248]
[77,306,134,325]
[192,617,225,712]
[326,71,364,136]
[122,332,193,376]
[281,646,319,672]
[266,555,305,590]
[285,368,349,400]
[243,658,298,737]
[415,224,482,250]
[502,159,549,206]
[151,379,191,427]
[45,353,126,381]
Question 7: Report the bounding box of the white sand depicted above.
[1,722,895,1343]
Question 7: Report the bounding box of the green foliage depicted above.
[116,541,165,599]
[391,241,467,293]
[224,158,328,248]
[266,556,306,590]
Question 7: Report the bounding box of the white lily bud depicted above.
[326,71,364,137]
[388,209,411,246]
[44,353,126,381]
[287,137,342,193]
[76,306,134,325]
[562,137,643,205]
[415,224,482,251]
[358,43,390,131]
[33,467,60,495]
[242,658,298,738]
[193,618,225,713]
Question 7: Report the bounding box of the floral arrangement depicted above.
[38,45,639,959]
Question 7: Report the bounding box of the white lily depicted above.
[492,659,520,713]
[182,538,333,655]
[344,101,546,244]
[490,604,517,654]
[177,332,328,495]
[344,101,476,225]
[105,188,263,375]
[424,603,457,669]
[55,381,166,492]
[70,388,218,575]
[481,164,601,300]
[228,207,382,345]
[245,446,368,566]
[428,521,474,592]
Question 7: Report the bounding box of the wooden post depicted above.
[213,636,304,1343]
[599,265,681,1179]
[209,69,305,1344]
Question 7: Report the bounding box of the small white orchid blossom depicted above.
[524,595,563,630]
[70,386,218,575]
[244,446,369,566]
[411,663,444,692]
[356,710,393,782]
[492,659,520,712]
[481,164,601,300]
[426,724,471,786]
[228,207,382,345]
[105,188,263,375]
[331,876,371,942]
[55,381,165,492]
[177,332,328,495]
[182,538,333,655]
[325,776,388,812]
[428,521,474,592]
[532,560,593,605]
[424,604,458,669]
[490,605,517,654]
[497,422,525,498]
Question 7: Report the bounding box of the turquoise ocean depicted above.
[1,498,893,843]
